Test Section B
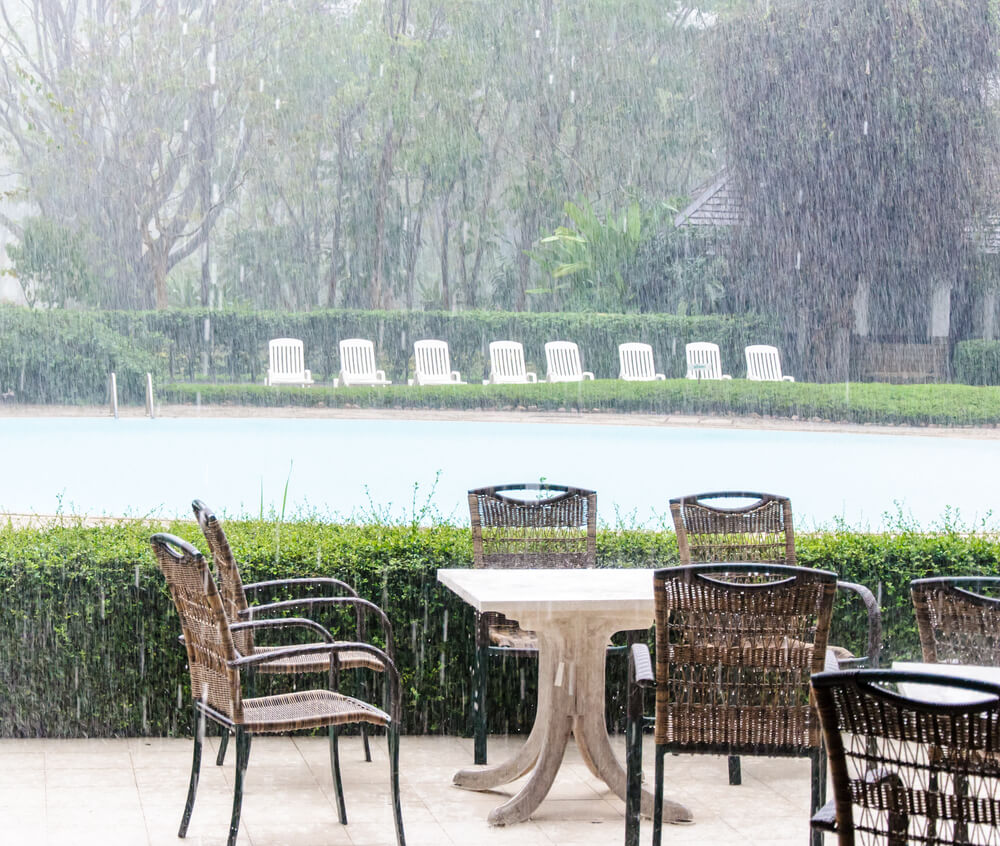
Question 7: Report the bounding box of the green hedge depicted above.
[162,378,1000,427]
[954,339,1000,386]
[3,518,999,739]
[0,305,774,398]
[0,308,166,404]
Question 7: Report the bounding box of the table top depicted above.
[891,661,1000,705]
[436,567,656,616]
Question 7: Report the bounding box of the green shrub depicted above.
[0,307,167,403]
[954,339,1000,386]
[2,517,998,738]
[162,377,1000,427]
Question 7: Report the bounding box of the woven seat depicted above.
[151,533,404,846]
[625,563,837,846]
[911,576,1000,664]
[468,482,606,764]
[810,669,1000,845]
[241,689,389,733]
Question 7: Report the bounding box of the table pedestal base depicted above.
[452,620,692,826]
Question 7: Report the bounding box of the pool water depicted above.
[0,416,995,529]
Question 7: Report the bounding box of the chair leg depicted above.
[330,725,348,824]
[388,725,406,846]
[361,676,373,762]
[728,754,742,785]
[361,723,372,763]
[624,682,643,846]
[810,748,827,846]
[227,728,251,846]
[216,728,229,766]
[179,705,204,838]
[473,643,488,765]
[652,744,666,846]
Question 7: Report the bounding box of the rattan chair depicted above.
[625,563,838,846]
[468,482,600,764]
[911,576,1000,664]
[151,533,404,846]
[192,499,392,767]
[670,491,882,784]
[811,669,1000,845]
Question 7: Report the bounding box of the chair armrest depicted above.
[810,798,838,832]
[836,580,882,668]
[240,596,394,658]
[582,371,594,380]
[451,371,462,382]
[526,372,537,383]
[722,374,732,379]
[376,369,386,382]
[229,617,335,642]
[655,373,665,380]
[630,643,655,688]
[482,379,490,385]
[244,577,360,599]
[407,378,415,386]
[782,375,795,382]
[304,370,312,381]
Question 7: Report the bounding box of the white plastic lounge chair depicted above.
[265,338,314,387]
[618,342,665,381]
[544,341,594,382]
[409,340,465,386]
[484,341,537,385]
[338,338,391,387]
[685,342,732,380]
[745,345,795,382]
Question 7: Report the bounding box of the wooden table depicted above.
[437,567,693,826]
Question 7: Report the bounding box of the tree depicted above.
[0,0,271,308]
[716,0,998,380]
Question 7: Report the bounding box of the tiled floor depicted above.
[0,733,818,845]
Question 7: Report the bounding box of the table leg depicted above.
[573,630,693,823]
[575,706,692,823]
[452,645,553,791]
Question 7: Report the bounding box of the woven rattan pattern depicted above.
[671,492,796,566]
[912,578,1000,665]
[196,504,384,673]
[152,536,241,721]
[241,689,387,733]
[653,565,836,752]
[815,671,1000,845]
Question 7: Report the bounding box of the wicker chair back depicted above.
[670,491,796,566]
[151,533,242,722]
[192,500,254,657]
[653,563,836,752]
[813,669,1000,845]
[468,483,597,569]
[911,577,1000,664]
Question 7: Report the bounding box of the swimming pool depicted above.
[0,416,995,528]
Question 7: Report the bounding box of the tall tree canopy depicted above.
[716,0,999,380]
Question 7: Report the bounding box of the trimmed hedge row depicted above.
[2,518,998,739]
[954,339,1000,386]
[162,378,1000,427]
[0,305,774,402]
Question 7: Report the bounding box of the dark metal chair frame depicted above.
[468,482,603,765]
[151,533,405,846]
[670,490,882,784]
[911,576,1000,664]
[625,563,838,846]
[192,499,393,767]
[810,669,1000,845]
